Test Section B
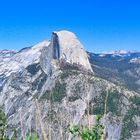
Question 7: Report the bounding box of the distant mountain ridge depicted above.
[101,50,139,55]
[1,48,140,93]
[0,31,140,140]
[0,49,16,58]
[88,51,140,93]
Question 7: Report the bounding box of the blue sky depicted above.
[0,0,140,53]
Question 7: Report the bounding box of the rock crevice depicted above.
[40,30,93,75]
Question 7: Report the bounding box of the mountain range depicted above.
[0,31,140,140]
[88,51,140,94]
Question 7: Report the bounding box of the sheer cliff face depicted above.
[0,31,140,140]
[55,31,93,72]
[40,31,93,75]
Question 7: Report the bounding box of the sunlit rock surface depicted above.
[0,31,140,140]
[40,30,93,75]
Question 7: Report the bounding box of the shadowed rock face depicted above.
[55,31,93,73]
[88,51,140,94]
[0,31,140,140]
[52,32,60,59]
[40,30,93,75]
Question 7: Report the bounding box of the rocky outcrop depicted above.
[88,51,140,94]
[0,31,140,140]
[40,30,93,75]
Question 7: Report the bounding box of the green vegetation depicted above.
[106,90,121,116]
[89,91,106,115]
[68,95,79,102]
[25,134,39,140]
[89,90,122,116]
[60,69,79,81]
[32,73,47,91]
[120,105,138,140]
[68,82,81,102]
[74,82,81,93]
[40,81,66,102]
[90,54,140,93]
[60,61,80,71]
[130,95,140,106]
[10,129,17,140]
[120,95,140,140]
[26,63,40,75]
[0,108,17,140]
[69,115,104,140]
